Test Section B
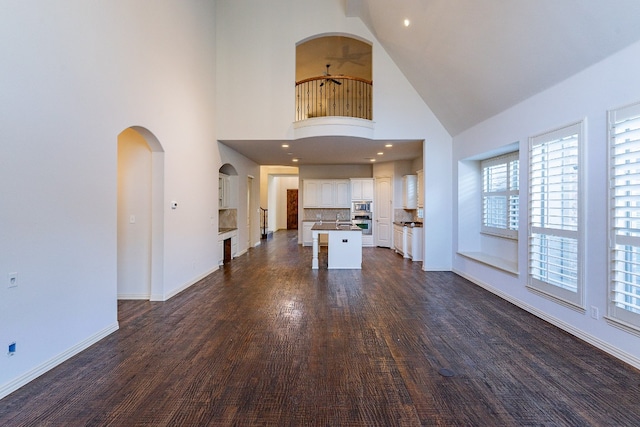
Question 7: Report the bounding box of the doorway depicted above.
[375,177,391,248]
[287,189,298,230]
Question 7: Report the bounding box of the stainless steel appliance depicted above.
[352,201,371,213]
[351,201,373,235]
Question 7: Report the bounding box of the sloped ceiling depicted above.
[347,0,640,136]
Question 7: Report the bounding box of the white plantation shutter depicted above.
[481,152,519,239]
[528,122,583,308]
[609,102,640,329]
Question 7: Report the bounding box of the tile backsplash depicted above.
[219,209,237,228]
[303,208,351,221]
[394,209,420,223]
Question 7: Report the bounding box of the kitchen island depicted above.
[311,223,362,269]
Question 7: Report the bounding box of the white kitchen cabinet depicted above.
[303,180,320,207]
[393,224,405,255]
[407,226,423,261]
[302,222,314,246]
[417,169,424,209]
[334,180,350,207]
[219,173,230,209]
[318,181,334,207]
[218,229,237,264]
[403,175,417,209]
[350,178,374,201]
[303,179,350,208]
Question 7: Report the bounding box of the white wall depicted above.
[215,0,453,271]
[0,0,218,398]
[452,39,640,368]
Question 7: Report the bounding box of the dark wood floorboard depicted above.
[2,230,640,426]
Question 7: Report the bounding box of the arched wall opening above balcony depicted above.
[295,35,373,122]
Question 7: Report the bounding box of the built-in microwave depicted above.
[352,201,372,213]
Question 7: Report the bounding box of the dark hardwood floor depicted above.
[2,230,640,426]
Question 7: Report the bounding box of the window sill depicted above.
[604,316,640,339]
[457,251,518,275]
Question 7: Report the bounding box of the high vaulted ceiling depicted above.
[347,0,640,136]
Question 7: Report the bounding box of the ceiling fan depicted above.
[319,64,342,87]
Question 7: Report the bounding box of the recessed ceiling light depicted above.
[292,158,299,162]
[403,18,410,27]
[370,158,376,162]
[282,144,289,148]
[377,152,384,155]
[385,143,393,148]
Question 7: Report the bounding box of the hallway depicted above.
[1,230,639,426]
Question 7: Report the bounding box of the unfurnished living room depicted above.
[2,1,640,426]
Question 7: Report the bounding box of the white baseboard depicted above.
[453,268,640,371]
[153,266,219,302]
[0,322,119,400]
[117,293,150,300]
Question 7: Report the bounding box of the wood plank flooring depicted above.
[2,230,640,426]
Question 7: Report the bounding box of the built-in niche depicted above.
[219,163,238,229]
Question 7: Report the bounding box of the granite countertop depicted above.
[311,222,362,231]
[393,221,423,227]
[218,227,237,234]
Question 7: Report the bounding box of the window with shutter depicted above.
[528,121,584,309]
[609,101,640,330]
[481,152,519,239]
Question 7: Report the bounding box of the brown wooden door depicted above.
[287,189,298,230]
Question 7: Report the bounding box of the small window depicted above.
[481,152,519,239]
[608,101,640,330]
[528,121,584,309]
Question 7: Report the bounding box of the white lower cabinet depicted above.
[393,224,422,262]
[303,222,314,246]
[218,229,238,264]
[407,227,423,262]
[394,224,405,255]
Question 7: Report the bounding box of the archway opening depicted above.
[117,126,164,302]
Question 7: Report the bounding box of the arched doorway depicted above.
[117,126,164,300]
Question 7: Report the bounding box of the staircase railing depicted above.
[295,76,373,121]
[260,207,269,239]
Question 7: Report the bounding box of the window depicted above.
[528,122,584,309]
[481,152,519,239]
[609,101,640,330]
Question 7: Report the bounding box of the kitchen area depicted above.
[300,169,424,268]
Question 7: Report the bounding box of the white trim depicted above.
[151,266,219,302]
[117,293,151,300]
[0,322,119,400]
[457,251,519,275]
[527,119,585,308]
[453,268,640,371]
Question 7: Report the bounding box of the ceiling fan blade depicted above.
[331,78,342,85]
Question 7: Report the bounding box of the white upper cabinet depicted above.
[334,180,350,207]
[219,173,230,209]
[303,179,350,208]
[403,175,417,209]
[417,170,424,208]
[350,178,374,201]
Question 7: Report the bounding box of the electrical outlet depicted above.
[590,306,599,320]
[8,272,17,288]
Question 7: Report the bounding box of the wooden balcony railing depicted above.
[295,76,372,121]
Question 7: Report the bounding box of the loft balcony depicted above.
[295,75,372,122]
